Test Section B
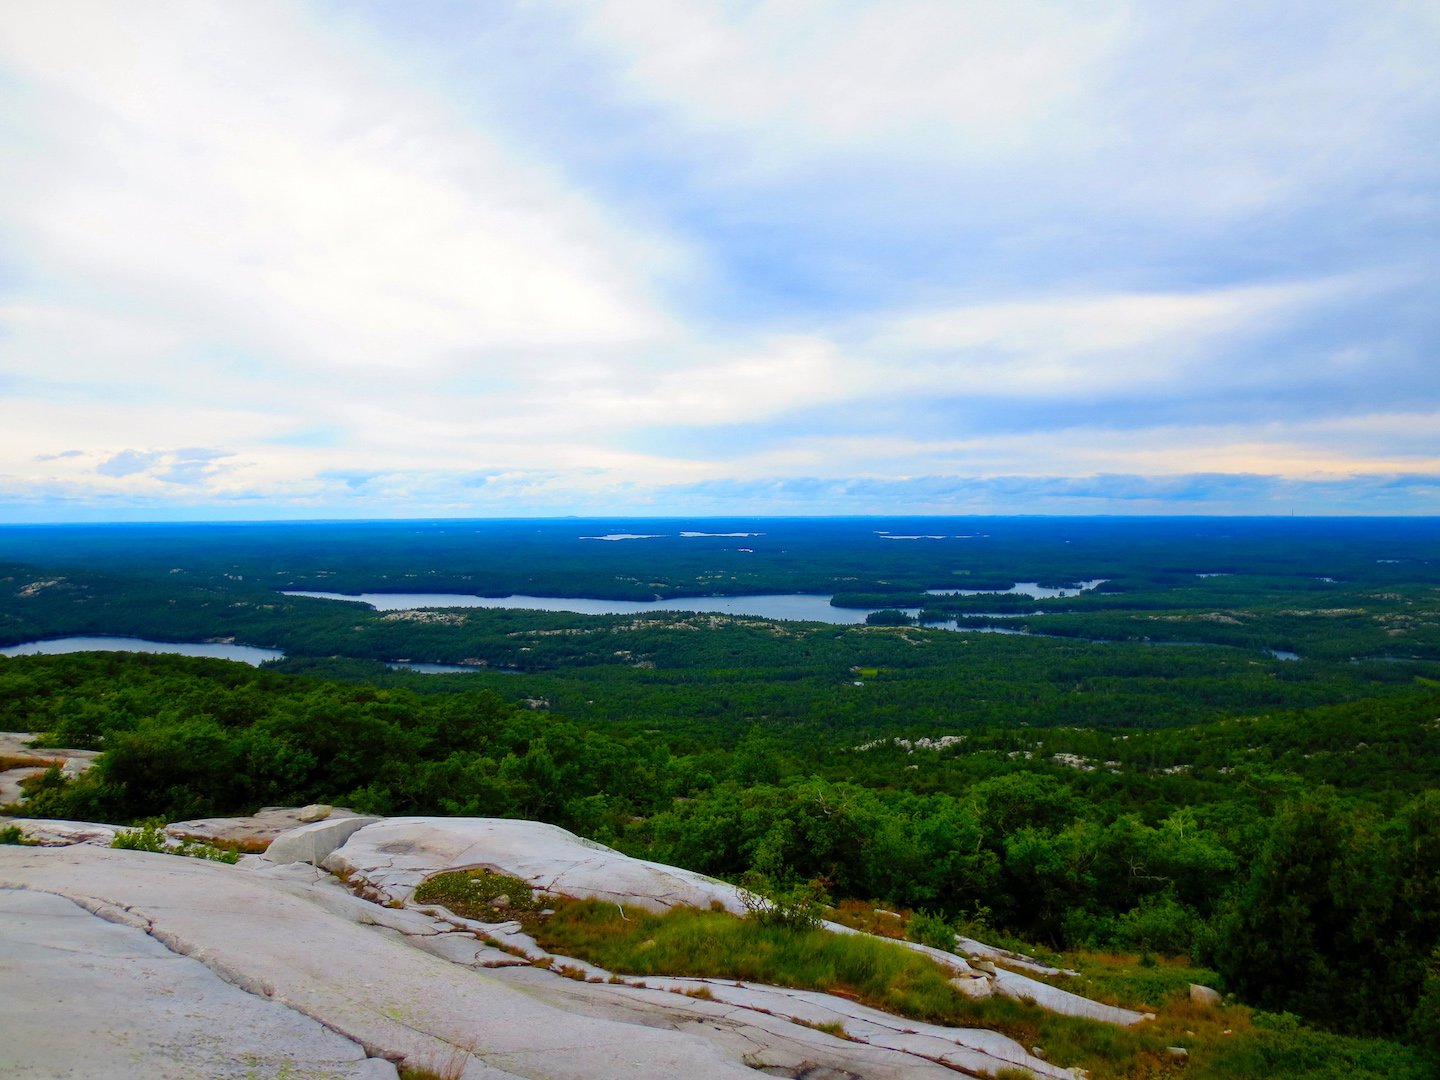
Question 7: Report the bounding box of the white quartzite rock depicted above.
[1,844,1050,1079]
[264,815,383,866]
[0,886,395,1079]
[324,816,750,913]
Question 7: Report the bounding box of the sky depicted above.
[1,0,1437,521]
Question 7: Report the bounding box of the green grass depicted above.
[513,899,1432,1080]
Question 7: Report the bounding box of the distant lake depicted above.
[0,636,284,666]
[926,579,1107,600]
[384,661,519,675]
[283,591,912,625]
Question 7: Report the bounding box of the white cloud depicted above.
[554,0,1125,159]
[0,0,682,376]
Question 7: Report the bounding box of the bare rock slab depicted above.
[0,886,393,1079]
[325,816,749,912]
[167,805,364,849]
[264,816,384,866]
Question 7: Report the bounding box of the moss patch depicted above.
[413,867,543,918]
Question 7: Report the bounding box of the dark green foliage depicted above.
[1213,789,1440,1037]
[906,909,957,951]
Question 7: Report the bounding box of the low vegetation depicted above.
[110,822,240,863]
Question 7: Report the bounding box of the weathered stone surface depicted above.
[2,816,119,846]
[1190,982,1222,1007]
[0,841,1097,1079]
[325,816,751,913]
[264,816,383,866]
[167,805,363,848]
[0,846,851,1078]
[0,730,101,767]
[0,731,99,805]
[991,967,1150,1026]
[955,934,1078,977]
[299,803,334,822]
[0,886,394,1079]
[951,975,994,1000]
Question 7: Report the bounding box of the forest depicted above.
[2,517,1439,1073]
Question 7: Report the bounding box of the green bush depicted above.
[907,909,957,951]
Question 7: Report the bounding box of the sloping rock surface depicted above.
[310,815,1146,1026]
[0,886,392,1079]
[168,805,364,848]
[324,816,750,913]
[0,841,1082,1079]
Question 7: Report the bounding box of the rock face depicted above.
[321,816,751,913]
[0,842,1080,1079]
[2,817,119,846]
[167,805,364,849]
[263,815,383,866]
[0,886,393,1079]
[0,812,1151,1077]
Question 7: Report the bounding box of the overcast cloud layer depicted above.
[1,0,1437,520]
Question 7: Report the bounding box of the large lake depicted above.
[0,636,284,666]
[283,591,912,625]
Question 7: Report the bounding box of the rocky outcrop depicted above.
[310,815,1148,1026]
[1,843,1076,1079]
[0,730,99,806]
[262,815,383,866]
[0,811,1155,1077]
[167,805,365,848]
[322,816,751,914]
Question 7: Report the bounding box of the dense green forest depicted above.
[3,517,1439,1068]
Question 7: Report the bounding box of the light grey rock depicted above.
[264,815,383,866]
[0,730,101,766]
[0,845,800,1078]
[955,934,1079,977]
[167,805,363,849]
[325,816,751,912]
[992,968,1149,1026]
[0,732,99,804]
[951,975,993,1000]
[0,886,392,1079]
[1190,982,1222,1007]
[2,817,119,846]
[299,803,334,823]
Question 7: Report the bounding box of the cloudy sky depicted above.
[1,1,1437,520]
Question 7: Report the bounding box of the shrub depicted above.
[110,822,239,863]
[907,909,957,951]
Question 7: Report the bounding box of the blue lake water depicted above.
[283,591,909,625]
[384,661,518,675]
[0,636,285,666]
[925,579,1107,599]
